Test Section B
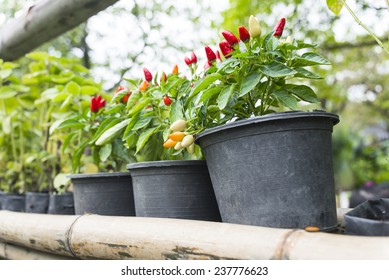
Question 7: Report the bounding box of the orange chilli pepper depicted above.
[139,80,149,92]
[172,64,179,74]
[163,139,177,148]
[168,131,185,142]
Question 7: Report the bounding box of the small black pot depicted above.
[1,193,26,212]
[345,198,389,236]
[25,192,50,213]
[196,111,339,230]
[48,192,75,215]
[127,160,221,221]
[0,190,5,209]
[70,172,135,216]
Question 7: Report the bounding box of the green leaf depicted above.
[272,90,298,110]
[56,118,85,131]
[80,86,100,96]
[259,62,297,78]
[294,67,322,79]
[65,81,81,95]
[326,0,344,15]
[2,116,11,134]
[99,144,112,162]
[89,117,121,144]
[51,73,75,84]
[188,73,222,102]
[53,173,70,190]
[284,84,319,103]
[9,84,30,92]
[0,86,17,99]
[293,53,331,67]
[240,72,261,96]
[217,84,236,110]
[95,118,130,146]
[122,113,140,140]
[127,98,150,116]
[62,132,77,153]
[72,140,89,173]
[136,127,158,154]
[266,36,280,51]
[26,52,49,61]
[169,99,184,122]
[52,92,70,103]
[132,117,152,131]
[200,86,222,103]
[60,95,73,111]
[0,69,12,80]
[42,87,60,99]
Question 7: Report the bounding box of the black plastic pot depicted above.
[345,199,389,236]
[25,192,50,213]
[48,192,75,215]
[126,160,221,221]
[70,172,135,216]
[1,193,26,212]
[196,111,339,230]
[0,190,4,209]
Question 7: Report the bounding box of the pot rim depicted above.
[69,171,131,179]
[197,110,339,140]
[126,160,206,170]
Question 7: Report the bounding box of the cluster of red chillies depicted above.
[90,95,106,113]
[198,17,286,70]
[90,17,286,113]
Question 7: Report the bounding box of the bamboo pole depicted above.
[0,209,388,260]
[0,242,72,260]
[0,0,119,61]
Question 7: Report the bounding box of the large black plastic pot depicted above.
[345,199,389,236]
[1,194,25,212]
[48,192,75,215]
[25,192,50,213]
[196,111,339,230]
[70,172,135,216]
[126,160,221,221]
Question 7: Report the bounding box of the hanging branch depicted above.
[0,0,119,61]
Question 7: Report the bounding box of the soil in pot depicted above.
[48,192,75,215]
[25,192,50,213]
[127,160,221,222]
[70,172,135,216]
[196,111,339,230]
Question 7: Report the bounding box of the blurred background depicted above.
[1,0,389,207]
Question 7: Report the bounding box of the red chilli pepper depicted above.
[274,18,286,38]
[90,95,105,113]
[219,41,234,58]
[190,51,197,63]
[160,72,167,83]
[238,26,250,42]
[163,95,172,105]
[184,57,192,65]
[222,30,239,46]
[143,67,153,82]
[204,46,216,62]
[121,92,132,103]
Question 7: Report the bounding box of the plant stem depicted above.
[19,112,25,192]
[341,0,389,56]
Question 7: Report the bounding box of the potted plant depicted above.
[95,66,221,221]
[159,16,339,230]
[27,53,137,217]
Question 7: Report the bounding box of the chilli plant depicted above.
[95,15,330,160]
[161,15,331,154]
